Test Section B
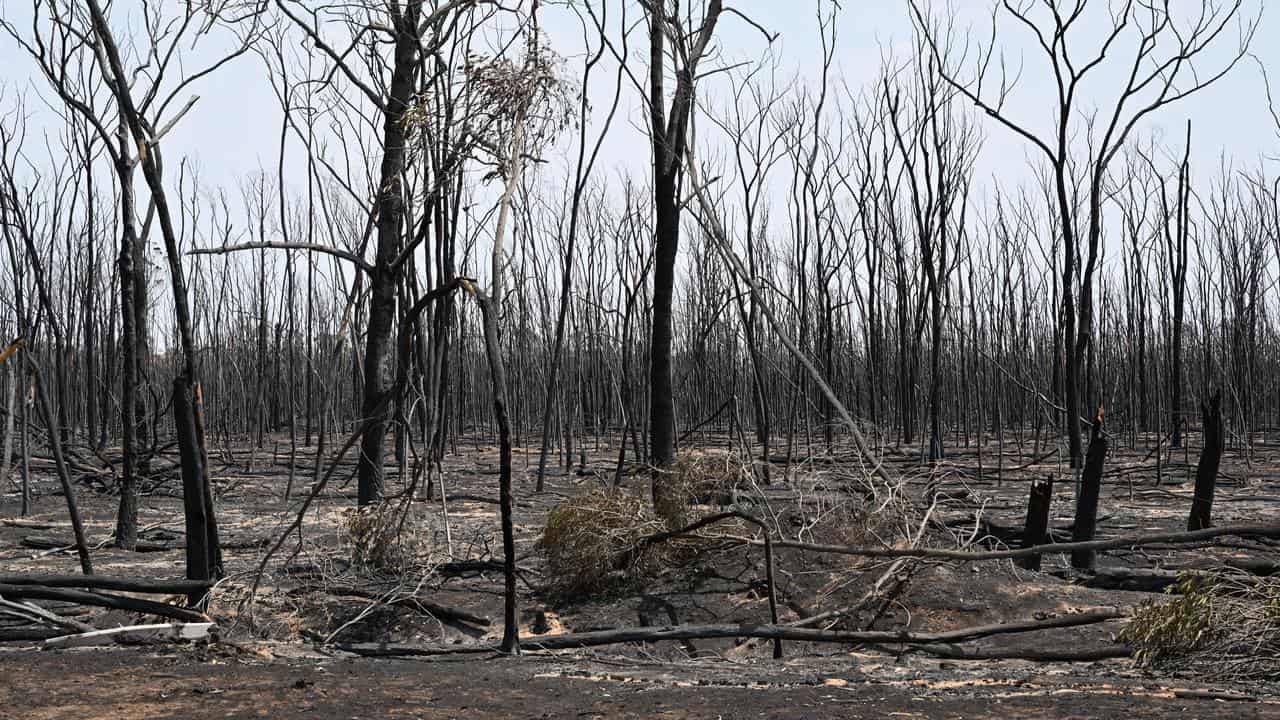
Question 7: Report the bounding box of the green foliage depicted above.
[1120,575,1216,664]
[1121,573,1280,681]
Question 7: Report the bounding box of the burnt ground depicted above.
[3,643,1279,719]
[2,428,1279,718]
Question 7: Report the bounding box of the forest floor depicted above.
[2,428,1279,718]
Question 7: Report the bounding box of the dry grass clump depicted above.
[342,499,425,573]
[1121,573,1280,681]
[541,488,677,598]
[654,450,752,528]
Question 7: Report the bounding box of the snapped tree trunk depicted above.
[1019,475,1054,572]
[1188,391,1223,531]
[1070,408,1108,570]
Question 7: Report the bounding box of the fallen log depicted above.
[20,535,171,553]
[1057,568,1189,593]
[44,622,214,649]
[339,610,1123,657]
[0,594,96,634]
[20,535,265,553]
[1174,557,1280,576]
[435,560,507,576]
[1173,688,1258,702]
[747,523,1280,563]
[0,583,209,623]
[0,628,62,642]
[911,643,1132,661]
[0,574,213,596]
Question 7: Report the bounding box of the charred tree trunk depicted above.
[475,292,518,654]
[355,4,422,506]
[1070,408,1108,570]
[27,356,92,575]
[173,377,211,603]
[113,148,142,550]
[1019,475,1054,572]
[644,1,722,514]
[1188,391,1222,531]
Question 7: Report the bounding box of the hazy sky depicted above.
[2,1,1277,216]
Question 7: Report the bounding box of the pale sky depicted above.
[2,1,1277,237]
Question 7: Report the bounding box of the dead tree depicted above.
[911,0,1256,469]
[643,0,724,515]
[75,0,249,578]
[534,1,622,493]
[273,0,476,506]
[883,23,979,460]
[1149,124,1194,450]
[1070,407,1108,570]
[1188,391,1223,531]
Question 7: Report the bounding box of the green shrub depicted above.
[1121,573,1280,681]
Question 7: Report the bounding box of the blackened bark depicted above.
[174,377,210,604]
[1071,409,1108,570]
[193,383,222,577]
[1019,475,1054,571]
[1188,391,1222,531]
[645,1,722,512]
[476,294,518,654]
[1168,124,1192,449]
[28,359,92,575]
[113,150,141,551]
[356,3,422,506]
[649,167,679,477]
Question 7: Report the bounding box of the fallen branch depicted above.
[742,523,1280,563]
[339,610,1123,657]
[21,536,172,553]
[0,583,208,623]
[0,574,212,596]
[910,643,1132,661]
[0,628,62,642]
[44,622,214,649]
[629,510,782,658]
[0,595,96,634]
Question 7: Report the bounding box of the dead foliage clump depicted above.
[342,499,425,574]
[653,450,752,528]
[542,488,692,599]
[817,488,921,550]
[1121,573,1280,681]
